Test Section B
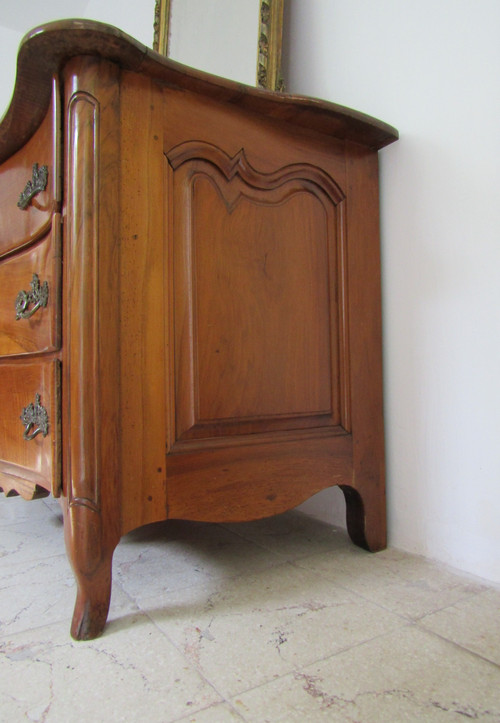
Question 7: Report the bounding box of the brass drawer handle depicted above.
[15,273,49,319]
[20,393,49,441]
[17,163,48,210]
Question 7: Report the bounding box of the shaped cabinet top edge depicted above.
[0,19,398,165]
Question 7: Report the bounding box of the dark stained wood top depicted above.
[0,19,398,163]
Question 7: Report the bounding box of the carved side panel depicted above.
[65,90,100,519]
[166,142,349,449]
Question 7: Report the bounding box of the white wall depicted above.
[0,0,155,117]
[0,0,258,116]
[284,0,500,584]
[0,24,23,118]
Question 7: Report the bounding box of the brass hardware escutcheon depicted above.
[17,163,48,210]
[20,393,49,441]
[15,273,49,320]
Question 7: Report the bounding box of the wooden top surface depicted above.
[0,19,398,163]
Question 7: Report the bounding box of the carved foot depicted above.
[70,557,113,640]
[340,484,386,552]
[62,500,117,640]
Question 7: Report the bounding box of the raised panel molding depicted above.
[66,90,101,513]
[166,141,350,447]
[167,141,346,204]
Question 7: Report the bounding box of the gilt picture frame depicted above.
[153,0,284,90]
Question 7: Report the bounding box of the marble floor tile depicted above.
[0,616,221,723]
[115,518,226,562]
[296,545,488,620]
[419,587,500,666]
[0,555,75,636]
[221,510,352,561]
[0,553,138,637]
[143,562,404,699]
[232,625,500,722]
[0,495,56,526]
[2,495,500,722]
[174,702,246,722]
[114,519,285,599]
[0,508,64,565]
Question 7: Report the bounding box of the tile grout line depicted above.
[133,587,411,706]
[287,555,492,624]
[413,621,500,672]
[137,604,248,722]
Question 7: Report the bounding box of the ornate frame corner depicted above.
[153,0,284,91]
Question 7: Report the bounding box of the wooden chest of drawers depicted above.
[0,84,61,501]
[0,20,397,639]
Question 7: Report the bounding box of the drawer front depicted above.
[0,359,60,499]
[0,96,59,257]
[0,221,61,357]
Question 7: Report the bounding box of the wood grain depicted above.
[167,434,353,522]
[342,142,386,551]
[0,358,60,498]
[62,56,122,639]
[0,95,58,257]
[170,149,343,441]
[0,219,61,357]
[118,69,168,535]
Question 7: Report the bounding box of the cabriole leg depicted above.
[62,498,117,640]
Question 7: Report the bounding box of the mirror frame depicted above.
[153,0,284,90]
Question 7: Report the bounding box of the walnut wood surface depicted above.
[343,143,386,551]
[0,23,397,638]
[0,93,58,257]
[0,221,61,356]
[118,70,168,535]
[0,358,60,498]
[166,434,354,522]
[61,56,122,640]
[160,85,355,524]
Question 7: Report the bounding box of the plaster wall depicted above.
[284,0,500,583]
